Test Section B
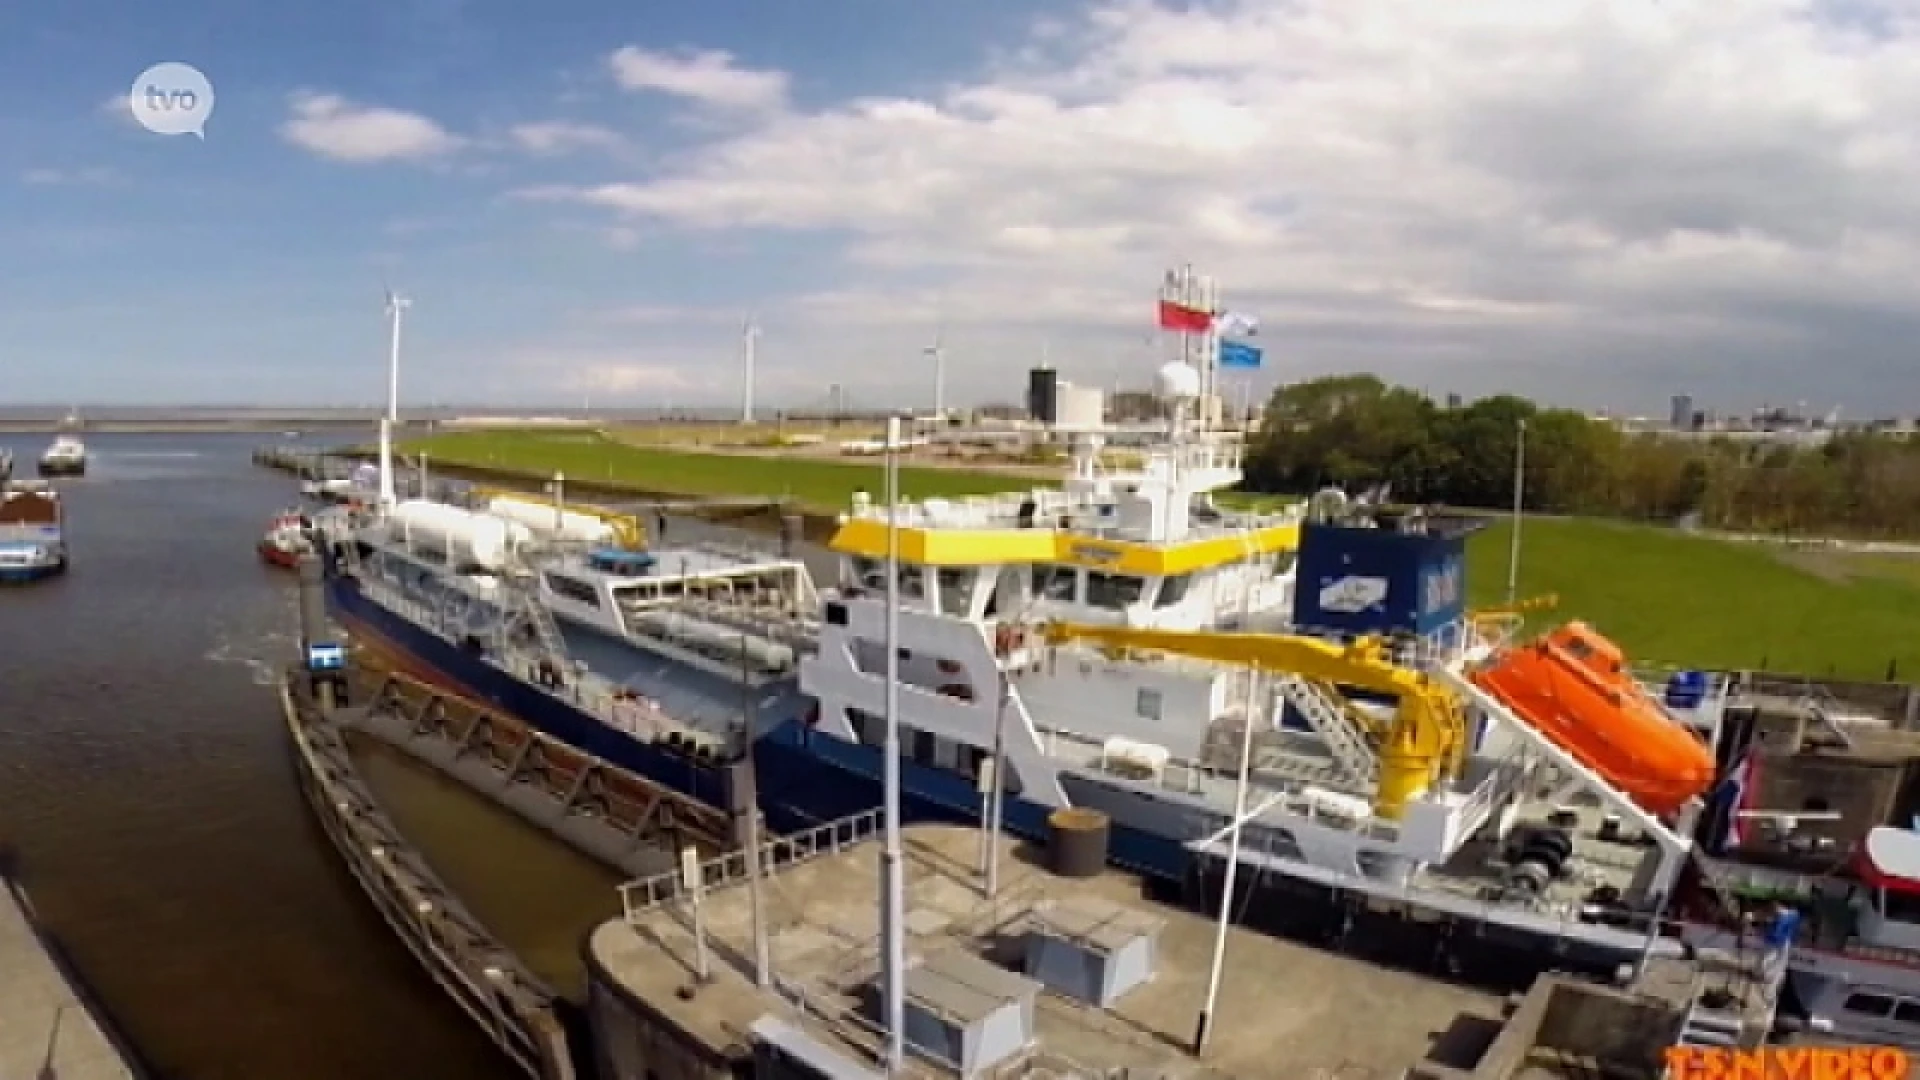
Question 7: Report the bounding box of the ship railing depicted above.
[618,807,886,922]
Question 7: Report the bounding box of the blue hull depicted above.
[324,573,1640,983]
[323,572,1182,872]
[0,563,64,583]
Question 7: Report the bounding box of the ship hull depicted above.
[0,561,65,583]
[325,572,1007,838]
[329,572,1646,985]
[37,460,85,478]
[258,542,303,570]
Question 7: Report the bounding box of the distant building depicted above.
[1444,393,1463,410]
[1026,367,1058,425]
[1669,394,1694,431]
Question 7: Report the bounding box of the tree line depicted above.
[1241,375,1920,538]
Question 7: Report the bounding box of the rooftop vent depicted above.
[869,949,1039,1077]
[1022,897,1162,1008]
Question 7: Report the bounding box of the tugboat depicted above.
[258,509,314,570]
[0,482,68,582]
[37,435,87,478]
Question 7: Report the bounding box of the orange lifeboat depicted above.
[1469,621,1715,816]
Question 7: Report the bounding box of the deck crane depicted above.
[1037,621,1471,820]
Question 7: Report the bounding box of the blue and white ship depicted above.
[323,274,1743,982]
[0,482,69,582]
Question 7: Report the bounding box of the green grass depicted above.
[1470,517,1920,679]
[401,430,1920,678]
[402,429,1029,511]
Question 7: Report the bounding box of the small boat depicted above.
[0,482,68,582]
[259,509,315,569]
[37,435,87,477]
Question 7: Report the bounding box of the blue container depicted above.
[1291,521,1475,637]
[1664,669,1708,709]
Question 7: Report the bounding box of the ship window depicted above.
[936,568,975,615]
[1035,565,1078,602]
[1156,573,1192,608]
[850,557,884,590]
[1882,890,1920,922]
[847,708,882,746]
[1562,636,1594,661]
[1086,572,1144,610]
[1844,992,1895,1018]
[898,565,925,599]
[1136,688,1164,722]
[1896,1000,1920,1026]
[545,573,601,609]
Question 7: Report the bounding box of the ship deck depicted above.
[1043,718,1655,922]
[591,820,1498,1079]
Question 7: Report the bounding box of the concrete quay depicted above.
[0,871,141,1079]
[583,817,1502,1080]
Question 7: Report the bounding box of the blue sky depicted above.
[5,0,1920,419]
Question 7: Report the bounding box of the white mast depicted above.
[741,316,761,425]
[379,291,410,508]
[880,414,907,1073]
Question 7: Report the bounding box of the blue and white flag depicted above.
[1218,339,1263,369]
[1214,310,1259,337]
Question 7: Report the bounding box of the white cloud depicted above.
[509,121,627,155]
[607,46,788,111]
[529,0,1920,409]
[281,91,464,163]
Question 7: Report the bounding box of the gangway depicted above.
[501,574,570,664]
[1271,674,1379,787]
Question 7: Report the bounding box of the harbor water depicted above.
[0,433,781,1080]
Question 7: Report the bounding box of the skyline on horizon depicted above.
[5,0,1920,417]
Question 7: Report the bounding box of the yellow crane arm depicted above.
[1039,622,1406,696]
[1038,620,1469,819]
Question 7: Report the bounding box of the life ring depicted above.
[938,682,976,701]
[936,659,963,675]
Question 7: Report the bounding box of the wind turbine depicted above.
[741,315,761,425]
[378,290,411,509]
[924,327,945,420]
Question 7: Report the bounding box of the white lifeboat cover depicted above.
[1859,826,1920,894]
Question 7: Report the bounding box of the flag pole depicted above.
[880,414,907,1074]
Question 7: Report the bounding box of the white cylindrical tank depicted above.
[1055,385,1105,429]
[485,496,617,545]
[629,611,795,672]
[388,499,530,571]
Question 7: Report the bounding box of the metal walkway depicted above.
[0,871,140,1079]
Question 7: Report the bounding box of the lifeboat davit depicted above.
[1469,621,1715,816]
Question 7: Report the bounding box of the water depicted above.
[0,433,517,1080]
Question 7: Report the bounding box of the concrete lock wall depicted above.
[1408,977,1682,1080]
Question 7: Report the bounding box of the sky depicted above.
[3,0,1919,418]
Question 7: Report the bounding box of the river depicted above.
[0,432,627,1080]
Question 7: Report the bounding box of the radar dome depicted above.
[1156,361,1202,400]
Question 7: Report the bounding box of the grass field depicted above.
[1474,517,1920,679]
[606,420,885,447]
[403,429,1028,510]
[399,429,1920,679]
